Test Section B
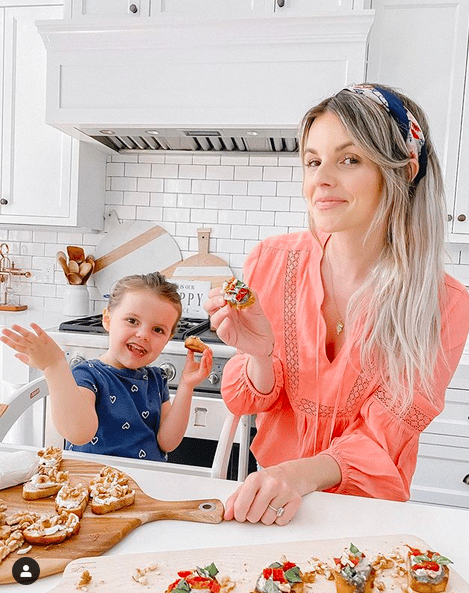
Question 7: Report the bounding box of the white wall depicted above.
[1,150,467,314]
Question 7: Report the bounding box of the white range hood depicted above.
[36,11,374,153]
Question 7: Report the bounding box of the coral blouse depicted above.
[221,231,469,501]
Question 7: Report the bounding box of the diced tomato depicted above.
[412,562,440,571]
[210,581,221,593]
[283,562,296,571]
[178,572,192,578]
[263,568,273,579]
[407,546,422,556]
[272,569,286,583]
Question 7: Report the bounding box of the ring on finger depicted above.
[268,503,285,518]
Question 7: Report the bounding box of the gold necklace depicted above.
[326,249,344,335]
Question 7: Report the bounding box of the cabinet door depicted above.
[0,4,104,229]
[0,4,75,223]
[69,0,150,18]
[272,0,354,14]
[149,0,271,17]
[452,64,469,235]
[366,0,469,234]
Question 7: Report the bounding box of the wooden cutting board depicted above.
[0,459,223,584]
[164,228,233,288]
[92,216,182,298]
[46,534,469,593]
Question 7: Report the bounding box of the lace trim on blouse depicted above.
[282,248,432,433]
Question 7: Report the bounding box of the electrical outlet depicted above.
[43,262,54,283]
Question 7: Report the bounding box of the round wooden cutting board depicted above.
[92,217,182,298]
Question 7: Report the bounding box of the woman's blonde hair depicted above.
[108,272,182,335]
[299,84,446,411]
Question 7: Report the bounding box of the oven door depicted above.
[167,390,255,480]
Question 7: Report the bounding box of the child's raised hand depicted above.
[180,346,213,389]
[0,323,65,371]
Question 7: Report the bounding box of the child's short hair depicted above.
[108,272,182,334]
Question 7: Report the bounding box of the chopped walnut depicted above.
[6,511,41,530]
[37,446,63,466]
[76,569,92,590]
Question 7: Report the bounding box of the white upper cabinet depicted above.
[0,2,106,228]
[366,0,469,239]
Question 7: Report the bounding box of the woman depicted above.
[204,84,469,525]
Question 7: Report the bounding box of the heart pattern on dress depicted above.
[91,437,98,445]
[122,422,130,430]
[139,450,146,458]
[142,410,149,419]
[131,385,138,392]
[110,395,116,404]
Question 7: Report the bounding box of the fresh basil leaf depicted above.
[350,544,360,555]
[269,562,283,569]
[204,563,219,577]
[264,578,281,593]
[284,567,302,583]
[433,556,453,566]
[413,555,431,563]
[173,579,191,593]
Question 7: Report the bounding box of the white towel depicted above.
[0,451,39,490]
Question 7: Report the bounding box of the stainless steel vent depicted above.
[80,129,299,153]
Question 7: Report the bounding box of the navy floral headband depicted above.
[342,84,427,184]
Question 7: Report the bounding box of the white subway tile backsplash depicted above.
[248,181,276,196]
[151,164,179,178]
[206,165,234,180]
[277,181,303,197]
[191,179,220,194]
[125,163,151,177]
[177,194,205,209]
[220,180,248,195]
[263,166,292,182]
[179,164,206,179]
[165,178,192,194]
[111,176,137,192]
[124,191,149,206]
[137,177,164,193]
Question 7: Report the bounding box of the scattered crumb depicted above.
[16,545,32,555]
[76,569,92,591]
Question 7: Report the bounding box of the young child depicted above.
[0,272,213,462]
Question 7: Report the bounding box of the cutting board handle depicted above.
[197,228,211,255]
[141,498,224,524]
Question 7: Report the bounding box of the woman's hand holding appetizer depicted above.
[204,284,275,359]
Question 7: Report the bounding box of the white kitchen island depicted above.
[0,444,467,591]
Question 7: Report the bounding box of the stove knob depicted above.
[208,372,220,385]
[160,362,176,382]
[69,354,85,368]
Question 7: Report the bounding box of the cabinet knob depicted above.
[457,214,466,222]
[447,214,453,221]
[277,0,285,6]
[129,3,138,13]
[463,473,469,485]
[0,198,8,205]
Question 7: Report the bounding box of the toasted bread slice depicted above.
[37,445,63,468]
[407,550,450,593]
[184,335,209,353]
[90,488,135,515]
[23,511,80,546]
[334,571,374,593]
[23,468,69,500]
[55,483,89,519]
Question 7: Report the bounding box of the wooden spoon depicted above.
[67,260,80,274]
[67,246,85,264]
[56,251,69,276]
[67,273,83,285]
[80,257,95,284]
